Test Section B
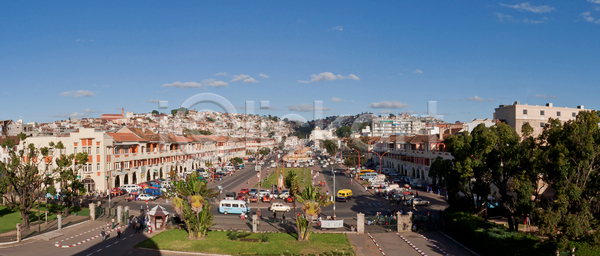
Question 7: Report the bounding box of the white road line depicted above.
[106,245,111,248]
[96,249,102,252]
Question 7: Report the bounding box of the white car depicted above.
[279,191,290,199]
[258,189,271,198]
[138,194,157,201]
[269,203,291,212]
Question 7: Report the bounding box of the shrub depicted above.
[443,211,547,256]
[259,232,270,242]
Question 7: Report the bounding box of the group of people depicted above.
[100,227,122,241]
[130,215,148,233]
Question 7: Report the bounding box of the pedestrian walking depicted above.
[117,228,121,238]
[416,191,419,198]
[101,228,106,241]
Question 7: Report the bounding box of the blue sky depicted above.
[2,1,600,123]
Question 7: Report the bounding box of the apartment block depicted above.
[493,102,586,137]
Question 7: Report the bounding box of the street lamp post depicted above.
[352,148,361,179]
[371,150,389,192]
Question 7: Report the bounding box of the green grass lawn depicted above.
[259,168,313,190]
[0,204,89,234]
[137,229,354,255]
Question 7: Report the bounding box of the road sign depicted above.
[255,166,261,172]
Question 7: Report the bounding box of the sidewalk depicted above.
[0,214,89,245]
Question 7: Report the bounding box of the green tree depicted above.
[259,147,270,156]
[284,170,301,219]
[296,185,332,241]
[53,148,88,215]
[535,112,600,247]
[323,140,338,156]
[151,110,159,115]
[232,157,243,166]
[171,172,216,239]
[0,138,51,229]
[335,126,351,138]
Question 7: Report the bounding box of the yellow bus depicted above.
[359,169,375,177]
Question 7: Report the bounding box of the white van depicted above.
[121,184,141,193]
[363,172,378,180]
[218,200,251,215]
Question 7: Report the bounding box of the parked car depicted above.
[269,203,291,212]
[272,189,280,198]
[249,195,259,202]
[111,187,125,196]
[138,193,157,201]
[280,190,290,199]
[249,188,258,196]
[239,188,250,195]
[236,194,246,201]
[258,189,270,198]
[403,198,430,206]
[225,192,236,200]
[262,194,273,202]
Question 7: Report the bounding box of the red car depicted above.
[237,194,246,200]
[239,188,250,195]
[110,187,124,196]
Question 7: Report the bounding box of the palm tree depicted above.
[296,185,332,241]
[171,172,216,239]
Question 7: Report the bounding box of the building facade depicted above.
[493,102,586,137]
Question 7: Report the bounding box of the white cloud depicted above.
[258,73,270,79]
[330,26,343,31]
[398,73,403,76]
[288,103,332,112]
[162,81,203,88]
[496,12,517,22]
[59,90,96,98]
[368,101,409,109]
[496,12,547,24]
[215,72,228,76]
[231,74,250,82]
[377,110,393,114]
[83,108,100,113]
[331,97,343,102]
[499,2,555,13]
[350,100,355,103]
[101,85,110,88]
[589,0,600,3]
[53,112,86,117]
[580,12,600,24]
[145,99,161,103]
[300,72,360,83]
[413,69,423,74]
[202,79,228,87]
[465,96,495,102]
[535,94,558,99]
[243,77,259,84]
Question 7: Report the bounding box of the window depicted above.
[540,122,545,128]
[124,162,130,169]
[116,162,121,169]
[96,147,100,154]
[124,147,130,154]
[540,110,545,116]
[83,165,88,172]
[523,109,528,115]
[74,147,77,154]
[573,112,576,117]
[557,111,561,117]
[97,163,100,171]
[114,147,119,155]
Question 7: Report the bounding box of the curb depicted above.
[436,230,481,256]
[418,233,450,256]
[396,232,427,256]
[367,232,386,255]
[136,247,231,256]
[0,219,91,247]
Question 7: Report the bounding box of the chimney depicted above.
[514,101,520,105]
[122,108,125,117]
[546,103,553,107]
[578,105,584,110]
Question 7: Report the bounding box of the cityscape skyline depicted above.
[3,1,600,123]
